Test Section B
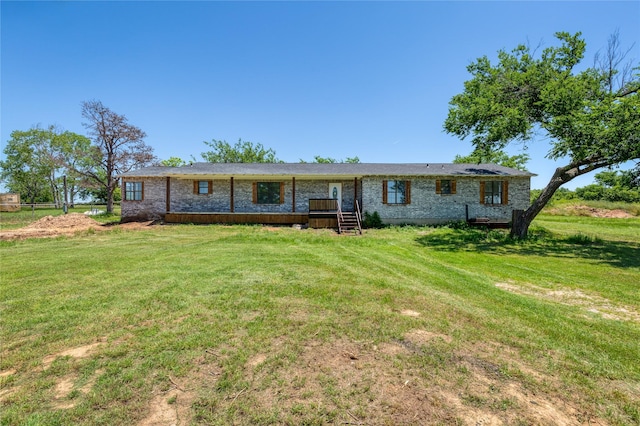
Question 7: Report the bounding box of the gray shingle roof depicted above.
[120,163,535,178]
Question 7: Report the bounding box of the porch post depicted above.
[230,177,234,213]
[292,177,296,213]
[354,177,357,210]
[166,177,171,213]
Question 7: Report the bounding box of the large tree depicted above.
[78,100,156,213]
[0,126,91,205]
[444,31,640,238]
[453,148,530,171]
[201,139,281,163]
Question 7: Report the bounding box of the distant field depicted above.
[0,207,639,425]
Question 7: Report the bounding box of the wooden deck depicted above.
[308,199,339,228]
[165,199,358,230]
[165,212,309,225]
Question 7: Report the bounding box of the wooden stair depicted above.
[338,211,362,235]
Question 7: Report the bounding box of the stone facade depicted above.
[121,177,167,222]
[361,176,530,225]
[122,175,530,224]
[122,177,360,220]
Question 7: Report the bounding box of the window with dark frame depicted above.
[193,180,212,195]
[256,182,282,204]
[483,181,505,205]
[124,181,143,201]
[198,180,209,195]
[437,179,456,195]
[385,180,410,204]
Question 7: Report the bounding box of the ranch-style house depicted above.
[119,163,534,231]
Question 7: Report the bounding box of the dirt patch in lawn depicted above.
[496,282,640,322]
[187,335,605,425]
[43,341,106,409]
[42,341,104,370]
[138,387,192,426]
[4,333,610,424]
[0,214,156,240]
[546,205,635,218]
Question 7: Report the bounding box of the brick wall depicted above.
[121,177,167,221]
[122,175,530,223]
[121,177,359,220]
[361,176,530,225]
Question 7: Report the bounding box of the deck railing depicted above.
[336,202,344,233]
[308,198,338,212]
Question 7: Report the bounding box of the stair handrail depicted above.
[354,200,363,234]
[336,201,344,233]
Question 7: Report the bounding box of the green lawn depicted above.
[1,215,639,425]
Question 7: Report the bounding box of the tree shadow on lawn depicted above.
[415,227,640,269]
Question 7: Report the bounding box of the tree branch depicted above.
[616,85,640,98]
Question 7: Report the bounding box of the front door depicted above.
[329,183,342,208]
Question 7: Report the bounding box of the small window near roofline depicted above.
[436,179,456,195]
[193,180,212,195]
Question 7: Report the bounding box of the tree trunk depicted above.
[69,186,76,208]
[49,179,60,208]
[510,168,569,239]
[106,184,114,214]
[511,159,613,238]
[105,163,115,214]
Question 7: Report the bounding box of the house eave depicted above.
[119,163,536,179]
[166,173,361,181]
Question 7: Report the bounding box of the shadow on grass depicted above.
[416,227,640,269]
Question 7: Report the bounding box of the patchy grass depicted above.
[0,205,120,230]
[1,219,639,425]
[534,213,640,244]
[544,199,640,217]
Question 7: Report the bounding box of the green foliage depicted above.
[160,157,187,167]
[573,171,640,202]
[309,155,338,163]
[530,187,576,204]
[594,170,637,190]
[300,155,361,164]
[444,31,640,237]
[576,185,640,203]
[362,211,383,228]
[80,185,122,203]
[453,148,530,171]
[0,127,91,204]
[202,138,281,163]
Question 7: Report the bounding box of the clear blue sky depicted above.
[2,1,639,190]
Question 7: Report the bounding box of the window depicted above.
[193,180,212,195]
[124,181,143,201]
[436,179,456,195]
[253,182,284,204]
[480,181,508,205]
[383,180,411,205]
